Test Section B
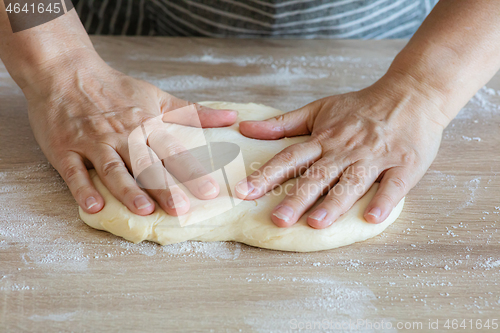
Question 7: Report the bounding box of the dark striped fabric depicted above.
[73,0,438,38]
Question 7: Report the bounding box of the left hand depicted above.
[235,75,448,229]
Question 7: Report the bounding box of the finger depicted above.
[196,104,238,128]
[56,152,104,214]
[91,145,155,216]
[148,129,220,200]
[137,164,191,216]
[124,115,205,213]
[363,167,410,224]
[161,94,237,128]
[127,122,162,178]
[238,102,319,140]
[270,156,346,227]
[307,161,380,229]
[234,140,323,200]
[117,138,192,215]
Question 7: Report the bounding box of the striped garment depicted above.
[73,0,438,38]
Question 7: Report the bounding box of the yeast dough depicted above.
[80,102,404,252]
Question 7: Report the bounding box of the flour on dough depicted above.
[80,102,404,252]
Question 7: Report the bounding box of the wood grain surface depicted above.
[1,37,499,332]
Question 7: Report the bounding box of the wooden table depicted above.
[1,37,499,332]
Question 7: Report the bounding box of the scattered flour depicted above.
[125,51,387,112]
[23,238,88,272]
[135,66,330,93]
[0,164,244,278]
[461,135,482,142]
[474,257,500,270]
[0,281,35,292]
[0,163,90,272]
[28,311,78,322]
[119,240,158,257]
[458,177,482,210]
[1,52,499,329]
[127,51,363,68]
[457,86,500,119]
[162,241,241,260]
[470,86,500,111]
[239,274,389,332]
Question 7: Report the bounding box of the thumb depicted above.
[161,93,237,128]
[196,104,238,128]
[239,103,317,140]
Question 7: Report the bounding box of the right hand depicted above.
[24,49,237,216]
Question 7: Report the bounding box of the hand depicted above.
[25,50,237,216]
[236,75,446,229]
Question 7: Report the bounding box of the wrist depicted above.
[367,70,452,129]
[378,62,458,128]
[0,10,96,92]
[22,48,112,102]
[383,40,484,127]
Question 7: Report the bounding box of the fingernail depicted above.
[235,181,254,196]
[199,181,217,196]
[134,195,152,210]
[86,196,98,210]
[273,205,294,223]
[309,208,327,221]
[167,193,187,209]
[367,207,381,220]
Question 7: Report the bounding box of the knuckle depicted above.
[101,160,124,177]
[62,163,81,183]
[276,147,300,166]
[134,155,154,172]
[376,192,396,206]
[258,171,274,187]
[286,195,308,210]
[167,150,192,165]
[342,172,365,187]
[162,142,184,157]
[120,185,137,198]
[181,168,208,184]
[326,194,346,210]
[402,151,418,165]
[187,168,209,182]
[304,165,330,183]
[74,185,92,200]
[275,151,295,166]
[389,175,407,191]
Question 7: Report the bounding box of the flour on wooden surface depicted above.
[0,164,244,267]
[236,274,389,332]
[0,164,89,272]
[28,311,78,322]
[457,86,500,120]
[161,241,241,260]
[127,51,363,67]
[1,51,500,325]
[124,52,389,112]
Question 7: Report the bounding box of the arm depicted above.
[0,7,237,216]
[389,0,500,124]
[236,0,500,228]
[0,5,94,92]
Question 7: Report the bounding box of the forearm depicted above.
[385,0,500,126]
[0,5,95,91]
